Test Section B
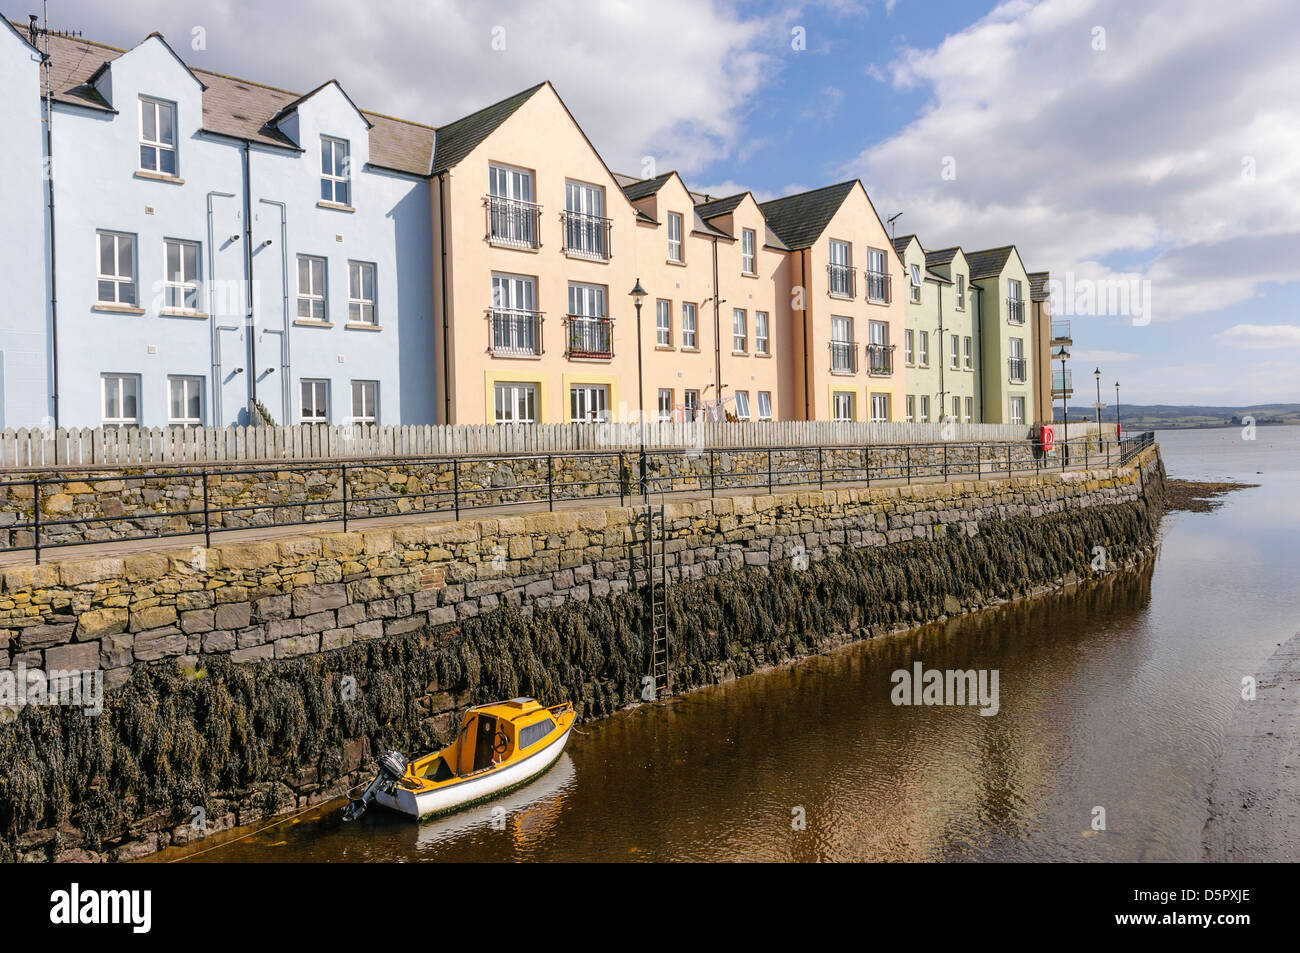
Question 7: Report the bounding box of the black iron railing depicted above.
[0,433,1155,564]
[865,270,891,303]
[830,340,857,373]
[562,211,612,260]
[566,315,613,358]
[1008,298,1026,324]
[485,195,542,249]
[867,343,894,376]
[488,308,544,356]
[828,263,856,298]
[1008,357,1027,382]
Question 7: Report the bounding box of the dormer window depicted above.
[139,97,177,175]
[321,136,351,206]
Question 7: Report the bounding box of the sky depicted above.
[33,0,1300,406]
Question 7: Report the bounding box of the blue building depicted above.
[0,19,436,428]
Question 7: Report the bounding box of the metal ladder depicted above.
[642,479,670,700]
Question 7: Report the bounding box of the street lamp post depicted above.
[1115,381,1121,439]
[1059,348,1069,468]
[629,278,648,496]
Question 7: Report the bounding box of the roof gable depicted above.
[431,82,545,174]
[758,180,856,250]
[966,245,1027,280]
[268,79,373,135]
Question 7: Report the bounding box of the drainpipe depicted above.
[259,198,291,418]
[206,190,236,423]
[801,249,811,419]
[437,171,452,424]
[935,276,945,419]
[711,236,721,412]
[973,284,984,422]
[41,40,60,429]
[241,141,257,417]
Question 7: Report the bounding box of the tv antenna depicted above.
[887,212,902,240]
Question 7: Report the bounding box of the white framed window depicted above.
[321,136,351,205]
[831,315,853,373]
[952,396,961,420]
[757,391,772,421]
[163,238,200,311]
[964,396,973,422]
[909,263,922,303]
[494,382,537,424]
[657,388,673,422]
[167,375,203,425]
[918,330,929,366]
[564,180,607,259]
[682,302,698,349]
[96,231,137,306]
[1009,336,1026,382]
[667,212,684,262]
[956,274,966,310]
[656,299,672,347]
[491,272,540,356]
[734,390,751,420]
[351,380,379,424]
[348,260,377,325]
[297,255,328,321]
[570,384,609,423]
[139,97,177,175]
[742,228,756,274]
[905,394,916,422]
[301,379,329,422]
[832,391,854,422]
[732,308,747,353]
[964,336,972,370]
[919,394,930,423]
[866,247,889,302]
[101,373,140,426]
[829,239,853,297]
[950,333,960,369]
[904,328,914,365]
[870,392,889,423]
[1010,396,1026,425]
[488,163,537,247]
[755,311,769,355]
[683,389,700,422]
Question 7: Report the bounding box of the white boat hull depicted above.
[374,724,574,819]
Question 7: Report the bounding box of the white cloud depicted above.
[53,0,782,176]
[1070,349,1141,364]
[842,0,1300,323]
[1213,324,1300,349]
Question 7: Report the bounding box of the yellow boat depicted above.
[343,698,577,821]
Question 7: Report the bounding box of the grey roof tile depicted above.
[758,181,856,250]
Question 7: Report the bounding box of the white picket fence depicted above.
[0,420,1112,470]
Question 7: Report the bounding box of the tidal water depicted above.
[164,426,1300,862]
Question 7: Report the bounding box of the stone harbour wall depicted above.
[0,446,1164,861]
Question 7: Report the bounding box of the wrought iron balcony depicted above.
[487,308,544,357]
[566,315,613,358]
[1053,368,1073,396]
[827,263,856,298]
[867,343,895,376]
[1008,356,1027,383]
[484,195,542,249]
[865,270,891,304]
[1051,319,1072,345]
[561,211,612,260]
[829,340,857,374]
[1007,298,1026,324]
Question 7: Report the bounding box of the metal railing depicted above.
[1008,357,1027,382]
[0,433,1154,564]
[828,263,856,298]
[562,211,612,260]
[830,340,857,373]
[865,270,891,303]
[1051,319,1072,343]
[867,343,894,376]
[566,315,613,358]
[1007,298,1026,324]
[484,195,542,249]
[488,308,544,356]
[1053,369,1073,395]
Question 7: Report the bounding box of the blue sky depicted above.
[53,0,1300,406]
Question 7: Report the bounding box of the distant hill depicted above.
[1052,403,1300,430]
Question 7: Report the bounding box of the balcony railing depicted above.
[829,340,857,374]
[1008,356,1027,383]
[488,308,544,357]
[1007,298,1026,324]
[865,271,891,304]
[828,263,856,298]
[566,315,613,358]
[867,343,895,376]
[1053,369,1073,395]
[562,211,612,260]
[1051,319,1072,344]
[484,195,542,249]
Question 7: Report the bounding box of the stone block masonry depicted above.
[0,448,1164,861]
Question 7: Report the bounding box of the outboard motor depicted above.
[342,750,408,821]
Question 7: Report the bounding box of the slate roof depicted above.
[430,82,545,174]
[924,246,961,267]
[695,193,747,220]
[891,234,918,257]
[758,181,856,250]
[621,172,675,202]
[26,26,437,175]
[966,246,1017,280]
[1028,271,1051,301]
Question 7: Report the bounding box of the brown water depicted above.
[163,427,1300,862]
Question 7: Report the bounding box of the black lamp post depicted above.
[1058,347,1069,467]
[1115,381,1121,438]
[630,279,647,494]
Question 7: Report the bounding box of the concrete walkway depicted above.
[0,454,1121,570]
[1203,631,1300,862]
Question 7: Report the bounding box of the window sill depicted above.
[866,297,891,306]
[830,369,856,377]
[134,170,184,185]
[742,271,758,279]
[317,201,356,213]
[490,352,543,360]
[665,259,686,267]
[731,350,748,357]
[488,239,541,253]
[755,351,772,358]
[654,345,675,352]
[680,346,701,353]
[160,308,209,319]
[93,304,146,315]
[294,319,334,328]
[868,371,894,378]
[345,322,383,332]
[828,292,854,301]
[564,251,610,263]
